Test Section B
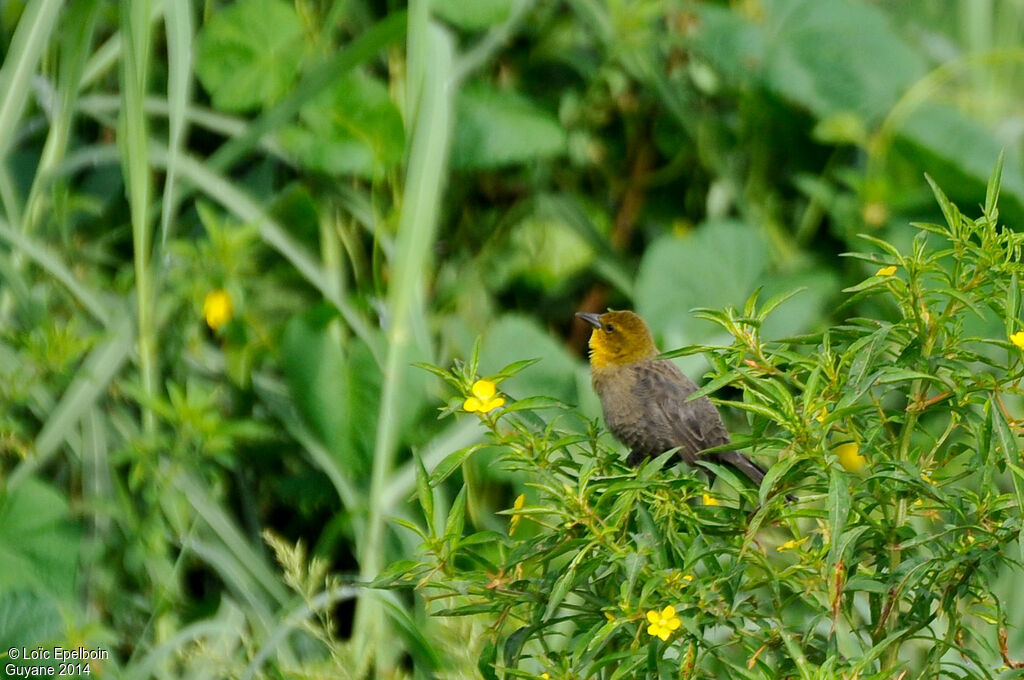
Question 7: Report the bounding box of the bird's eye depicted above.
[604,324,615,333]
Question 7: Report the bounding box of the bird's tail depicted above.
[719,451,796,502]
[719,450,766,485]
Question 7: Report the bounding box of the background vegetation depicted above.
[2,0,1024,678]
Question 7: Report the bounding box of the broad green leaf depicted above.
[482,212,596,291]
[696,0,927,123]
[278,72,405,178]
[0,477,80,598]
[0,589,61,646]
[195,0,305,111]
[900,106,1024,225]
[451,84,566,169]
[281,307,381,477]
[636,220,768,347]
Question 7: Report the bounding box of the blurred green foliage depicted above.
[0,0,1023,678]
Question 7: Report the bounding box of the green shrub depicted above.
[388,162,1024,679]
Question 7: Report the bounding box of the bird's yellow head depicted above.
[576,310,658,370]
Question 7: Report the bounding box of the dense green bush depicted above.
[1,0,1024,678]
[390,166,1024,678]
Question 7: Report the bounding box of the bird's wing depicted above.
[629,360,732,463]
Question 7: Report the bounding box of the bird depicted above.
[576,309,768,488]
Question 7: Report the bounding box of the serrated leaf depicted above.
[195,0,305,111]
[0,477,80,598]
[278,72,405,178]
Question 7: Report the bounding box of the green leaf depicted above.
[371,559,425,587]
[0,477,80,598]
[429,444,487,488]
[444,486,468,541]
[905,106,1024,225]
[636,220,769,346]
[414,450,434,534]
[281,307,381,477]
[827,468,851,569]
[451,84,566,169]
[483,212,596,291]
[503,625,533,668]
[0,591,62,656]
[985,148,1005,219]
[478,640,498,680]
[543,554,581,620]
[195,0,306,112]
[278,72,405,178]
[696,0,926,122]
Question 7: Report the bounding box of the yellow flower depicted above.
[814,407,828,423]
[203,289,233,331]
[921,471,937,486]
[646,605,681,641]
[509,493,526,535]
[1011,331,1024,349]
[702,493,719,506]
[875,265,897,276]
[777,536,809,552]
[541,674,550,679]
[463,379,505,413]
[835,442,866,473]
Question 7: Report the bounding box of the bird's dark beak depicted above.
[576,312,603,329]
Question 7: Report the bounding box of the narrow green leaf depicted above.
[428,443,486,487]
[414,450,434,534]
[827,468,851,568]
[985,148,1005,219]
[924,173,961,233]
[445,486,468,541]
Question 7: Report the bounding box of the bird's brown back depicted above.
[592,358,732,465]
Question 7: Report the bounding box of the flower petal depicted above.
[658,629,670,641]
[661,605,676,619]
[667,617,681,630]
[835,442,866,473]
[490,397,506,410]
[646,610,660,624]
[472,380,496,399]
[463,397,482,412]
